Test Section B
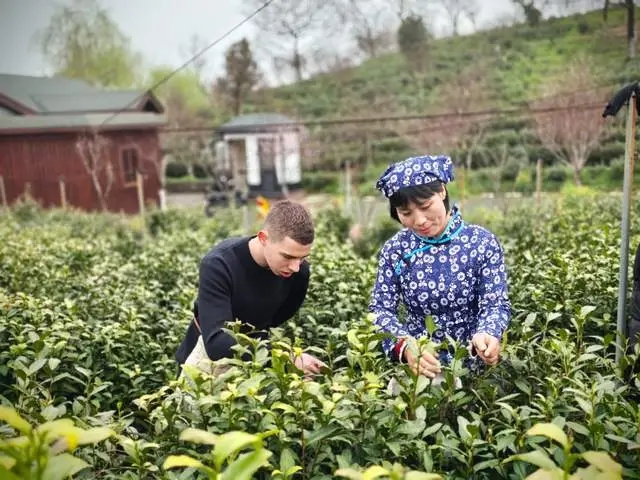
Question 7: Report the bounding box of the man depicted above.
[175,200,325,377]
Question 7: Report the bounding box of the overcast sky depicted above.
[0,0,598,86]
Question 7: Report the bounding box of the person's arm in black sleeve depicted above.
[198,255,239,360]
[272,261,310,325]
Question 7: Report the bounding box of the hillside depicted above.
[254,7,640,118]
[239,7,640,194]
[165,7,640,195]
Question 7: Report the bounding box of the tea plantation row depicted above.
[0,195,639,479]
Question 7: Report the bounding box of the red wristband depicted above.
[393,338,406,362]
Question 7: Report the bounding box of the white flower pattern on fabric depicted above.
[368,208,511,373]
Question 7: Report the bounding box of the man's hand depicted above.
[403,348,441,378]
[293,353,327,378]
[471,333,501,366]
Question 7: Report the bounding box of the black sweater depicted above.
[176,236,310,365]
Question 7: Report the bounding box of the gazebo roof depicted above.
[218,113,299,134]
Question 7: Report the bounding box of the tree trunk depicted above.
[91,174,108,211]
[292,36,303,82]
[572,166,583,186]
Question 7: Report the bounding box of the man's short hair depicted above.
[264,200,314,245]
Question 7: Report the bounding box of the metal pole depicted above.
[616,92,637,367]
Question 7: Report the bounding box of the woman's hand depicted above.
[404,348,441,378]
[471,333,501,365]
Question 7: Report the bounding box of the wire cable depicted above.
[98,0,276,128]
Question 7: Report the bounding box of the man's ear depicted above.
[257,230,268,245]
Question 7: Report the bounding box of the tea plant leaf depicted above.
[580,451,623,473]
[214,431,262,469]
[505,450,558,470]
[41,453,89,480]
[77,426,115,445]
[397,419,426,437]
[526,469,564,480]
[579,306,597,317]
[526,423,569,449]
[163,454,214,475]
[0,465,20,480]
[457,416,472,443]
[0,406,32,434]
[279,447,297,473]
[335,468,365,480]
[361,465,391,480]
[305,425,340,446]
[0,455,16,470]
[221,449,272,480]
[179,427,219,445]
[405,473,443,480]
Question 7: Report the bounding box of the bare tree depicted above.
[308,46,355,75]
[384,0,430,21]
[75,130,115,211]
[179,34,209,86]
[511,0,547,26]
[334,0,396,59]
[531,57,610,185]
[437,0,479,36]
[396,61,493,166]
[246,0,328,82]
[120,135,167,210]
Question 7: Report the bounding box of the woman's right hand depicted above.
[403,348,442,378]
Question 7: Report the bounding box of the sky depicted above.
[0,0,597,86]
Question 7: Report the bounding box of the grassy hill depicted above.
[165,8,640,196]
[233,7,640,196]
[253,7,640,118]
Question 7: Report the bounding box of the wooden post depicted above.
[59,177,67,208]
[278,133,289,198]
[158,187,166,211]
[345,159,352,217]
[536,158,543,207]
[364,134,373,170]
[459,166,466,211]
[136,171,145,216]
[0,175,6,210]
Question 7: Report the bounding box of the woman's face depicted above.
[396,192,449,238]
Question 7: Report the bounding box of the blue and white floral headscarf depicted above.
[375,155,455,198]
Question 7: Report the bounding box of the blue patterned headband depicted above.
[375,155,455,198]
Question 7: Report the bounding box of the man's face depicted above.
[260,232,312,278]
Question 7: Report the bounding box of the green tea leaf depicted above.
[505,450,557,470]
[526,423,569,449]
[179,428,219,446]
[581,451,622,473]
[221,449,272,480]
[0,406,32,434]
[214,431,262,469]
[41,453,89,480]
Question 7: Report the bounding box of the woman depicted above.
[368,154,511,381]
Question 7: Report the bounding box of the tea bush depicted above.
[1,194,639,479]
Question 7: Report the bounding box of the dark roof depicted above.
[0,74,164,115]
[0,112,167,135]
[218,113,299,134]
[0,74,166,133]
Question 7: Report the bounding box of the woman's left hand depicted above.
[471,333,501,365]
